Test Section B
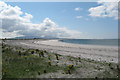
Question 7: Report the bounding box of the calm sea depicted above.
[59,39,118,46]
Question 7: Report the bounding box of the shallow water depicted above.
[60,39,118,46]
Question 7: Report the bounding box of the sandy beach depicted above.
[5,39,118,63]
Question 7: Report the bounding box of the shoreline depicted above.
[59,39,118,47]
[35,39,118,48]
[5,39,118,63]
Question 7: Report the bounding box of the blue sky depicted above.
[1,2,118,39]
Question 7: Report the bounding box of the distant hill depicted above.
[9,36,60,39]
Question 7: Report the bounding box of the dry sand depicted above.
[5,39,118,63]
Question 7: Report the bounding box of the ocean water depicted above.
[59,39,118,46]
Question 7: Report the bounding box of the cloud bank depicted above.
[89,0,120,19]
[0,1,82,39]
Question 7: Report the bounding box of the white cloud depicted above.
[0,1,82,39]
[0,1,8,11]
[76,16,82,19]
[98,0,119,3]
[24,13,33,22]
[0,2,32,23]
[75,8,79,11]
[0,29,24,39]
[89,0,120,19]
[75,7,82,11]
[1,6,22,16]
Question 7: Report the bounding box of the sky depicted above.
[0,0,119,39]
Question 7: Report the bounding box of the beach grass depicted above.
[2,44,64,78]
[1,41,119,78]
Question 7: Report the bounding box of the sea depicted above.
[59,39,118,46]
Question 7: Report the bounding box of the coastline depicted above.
[35,39,118,48]
[5,39,118,63]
